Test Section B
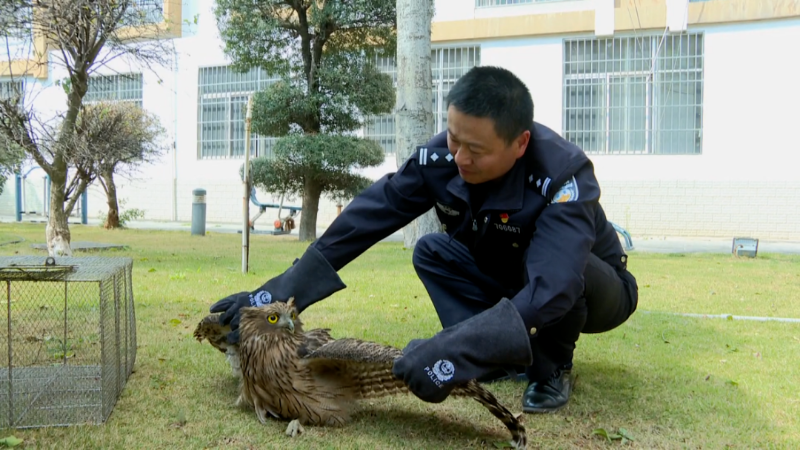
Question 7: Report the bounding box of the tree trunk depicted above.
[102,170,120,229]
[45,79,87,257]
[46,171,72,257]
[298,175,322,242]
[395,0,438,249]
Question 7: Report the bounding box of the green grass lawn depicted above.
[0,222,798,449]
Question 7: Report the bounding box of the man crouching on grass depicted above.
[210,65,639,413]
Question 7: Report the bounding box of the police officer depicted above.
[210,65,638,413]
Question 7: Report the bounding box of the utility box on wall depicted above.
[732,237,759,258]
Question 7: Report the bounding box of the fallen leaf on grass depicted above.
[170,410,187,428]
[725,380,739,387]
[592,427,635,444]
[0,436,23,447]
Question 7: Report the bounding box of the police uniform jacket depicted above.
[312,121,631,336]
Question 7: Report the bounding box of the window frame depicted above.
[363,45,482,155]
[84,73,144,107]
[196,65,279,160]
[561,32,705,156]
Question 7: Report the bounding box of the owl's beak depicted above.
[287,319,295,334]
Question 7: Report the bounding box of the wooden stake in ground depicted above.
[242,96,253,274]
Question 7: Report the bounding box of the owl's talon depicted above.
[285,419,304,437]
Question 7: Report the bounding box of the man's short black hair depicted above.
[445,66,534,145]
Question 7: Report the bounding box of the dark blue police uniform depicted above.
[310,121,638,383]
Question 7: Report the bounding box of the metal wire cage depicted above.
[0,256,136,428]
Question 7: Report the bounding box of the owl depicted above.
[194,298,527,449]
[192,308,333,381]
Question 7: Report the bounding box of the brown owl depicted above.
[195,298,527,449]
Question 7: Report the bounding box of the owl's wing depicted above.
[300,338,407,399]
[303,338,527,449]
[193,313,233,353]
[297,328,335,358]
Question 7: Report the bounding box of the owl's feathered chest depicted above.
[240,333,306,386]
[238,332,319,419]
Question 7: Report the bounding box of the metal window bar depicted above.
[562,33,703,155]
[1,4,32,39]
[131,0,164,24]
[363,46,481,155]
[85,74,144,108]
[0,81,23,101]
[196,65,280,160]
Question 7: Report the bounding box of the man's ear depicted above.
[514,130,530,158]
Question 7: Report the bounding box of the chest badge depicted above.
[435,202,460,217]
[499,213,509,223]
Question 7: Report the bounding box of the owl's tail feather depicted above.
[453,381,527,450]
[302,338,526,449]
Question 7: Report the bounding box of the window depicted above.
[1,4,33,58]
[131,0,164,24]
[197,65,279,159]
[363,46,481,154]
[85,73,144,107]
[0,80,24,101]
[563,33,704,155]
[362,56,399,154]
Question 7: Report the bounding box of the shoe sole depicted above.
[522,403,568,414]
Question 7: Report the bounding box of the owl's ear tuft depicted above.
[286,296,296,308]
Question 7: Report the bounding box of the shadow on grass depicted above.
[561,311,792,448]
[191,312,794,449]
[198,370,519,449]
[349,405,516,448]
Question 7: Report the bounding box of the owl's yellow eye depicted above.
[291,312,296,320]
[267,314,278,324]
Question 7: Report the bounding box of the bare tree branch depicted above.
[0,0,176,254]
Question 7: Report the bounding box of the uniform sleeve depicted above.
[310,154,435,271]
[509,160,600,335]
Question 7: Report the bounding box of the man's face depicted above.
[446,105,529,185]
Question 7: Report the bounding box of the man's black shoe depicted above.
[477,366,528,384]
[522,366,573,413]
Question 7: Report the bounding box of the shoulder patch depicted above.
[528,174,553,198]
[551,176,580,203]
[417,146,454,167]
